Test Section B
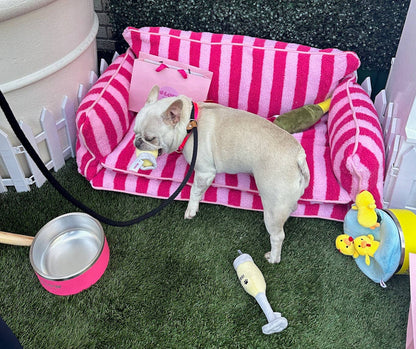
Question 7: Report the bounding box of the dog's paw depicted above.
[265,251,281,264]
[184,207,198,219]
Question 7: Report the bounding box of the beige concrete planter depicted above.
[0,0,98,173]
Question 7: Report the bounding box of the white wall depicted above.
[383,0,416,210]
[385,0,416,143]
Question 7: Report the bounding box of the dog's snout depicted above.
[134,137,143,149]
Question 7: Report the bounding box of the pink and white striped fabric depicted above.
[94,114,352,220]
[328,77,385,207]
[76,50,136,180]
[76,27,384,222]
[123,27,360,117]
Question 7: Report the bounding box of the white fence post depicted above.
[0,129,30,192]
[19,120,47,188]
[361,76,372,97]
[112,52,119,62]
[383,102,395,140]
[374,89,387,125]
[77,84,87,106]
[0,174,5,192]
[61,96,77,158]
[99,59,108,76]
[89,70,98,88]
[41,108,65,171]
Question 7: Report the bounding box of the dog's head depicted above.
[133,86,193,155]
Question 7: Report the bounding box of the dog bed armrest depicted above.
[76,49,136,180]
[328,76,385,207]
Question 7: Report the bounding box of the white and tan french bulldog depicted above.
[133,86,310,263]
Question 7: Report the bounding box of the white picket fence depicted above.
[360,75,416,212]
[0,53,118,193]
[380,94,416,212]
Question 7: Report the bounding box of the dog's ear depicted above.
[163,99,183,126]
[146,85,160,104]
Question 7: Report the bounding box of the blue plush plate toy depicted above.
[337,191,416,287]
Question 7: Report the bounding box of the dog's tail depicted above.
[297,152,310,193]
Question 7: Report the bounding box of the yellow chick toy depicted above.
[353,234,380,266]
[335,233,380,266]
[335,234,355,256]
[352,191,380,229]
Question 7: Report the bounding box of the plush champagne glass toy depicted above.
[233,251,288,334]
[129,149,158,171]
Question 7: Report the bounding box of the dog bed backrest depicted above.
[123,26,361,117]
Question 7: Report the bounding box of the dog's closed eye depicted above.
[145,136,156,142]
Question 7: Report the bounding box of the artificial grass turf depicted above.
[0,159,410,348]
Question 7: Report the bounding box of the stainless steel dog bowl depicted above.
[29,212,106,280]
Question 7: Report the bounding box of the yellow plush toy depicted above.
[335,234,355,256]
[233,251,288,334]
[353,234,380,266]
[129,149,159,172]
[352,191,380,229]
[336,233,380,266]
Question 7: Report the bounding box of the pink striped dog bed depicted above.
[76,27,384,221]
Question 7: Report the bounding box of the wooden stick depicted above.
[0,231,34,246]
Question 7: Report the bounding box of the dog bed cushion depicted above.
[100,115,351,206]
